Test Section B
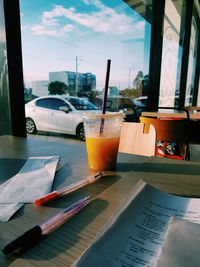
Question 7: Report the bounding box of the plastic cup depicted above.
[83,113,124,171]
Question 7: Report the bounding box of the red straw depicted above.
[100,59,111,134]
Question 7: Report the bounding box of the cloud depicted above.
[60,24,76,33]
[31,25,58,36]
[31,23,75,36]
[31,1,142,36]
[42,14,59,26]
[134,21,145,30]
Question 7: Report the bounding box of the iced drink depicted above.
[86,136,120,170]
[83,113,124,171]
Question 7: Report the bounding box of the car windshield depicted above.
[66,97,98,110]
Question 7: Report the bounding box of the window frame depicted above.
[3,0,26,137]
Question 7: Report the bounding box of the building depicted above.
[109,86,119,96]
[30,71,96,97]
[49,71,96,95]
[31,80,49,97]
[49,71,68,85]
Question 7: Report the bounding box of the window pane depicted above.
[184,8,199,106]
[20,0,152,139]
[36,98,52,109]
[0,0,12,134]
[65,97,98,110]
[159,0,186,107]
[51,98,69,110]
[197,74,200,105]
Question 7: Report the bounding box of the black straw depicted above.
[100,60,111,134]
[102,59,111,114]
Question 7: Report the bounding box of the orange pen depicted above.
[34,171,104,206]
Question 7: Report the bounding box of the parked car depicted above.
[106,96,135,114]
[25,95,100,140]
[94,96,137,121]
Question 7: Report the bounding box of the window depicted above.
[0,0,12,135]
[0,0,25,137]
[51,99,71,111]
[184,7,199,106]
[36,98,52,109]
[19,0,153,138]
[159,0,186,107]
[66,97,97,110]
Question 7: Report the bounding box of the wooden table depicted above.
[141,109,200,119]
[1,135,200,266]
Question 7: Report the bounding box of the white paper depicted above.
[156,217,200,267]
[74,180,200,267]
[0,156,59,222]
[0,203,24,222]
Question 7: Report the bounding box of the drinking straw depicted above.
[100,59,111,134]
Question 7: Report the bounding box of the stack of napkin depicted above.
[0,156,59,222]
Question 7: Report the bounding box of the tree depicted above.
[88,90,101,108]
[48,81,69,95]
[89,90,100,99]
[119,88,142,98]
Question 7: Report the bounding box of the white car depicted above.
[25,95,100,140]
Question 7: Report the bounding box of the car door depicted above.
[34,98,55,131]
[50,98,74,133]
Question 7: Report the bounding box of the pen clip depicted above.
[94,171,104,179]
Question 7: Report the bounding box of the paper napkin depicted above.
[0,156,59,222]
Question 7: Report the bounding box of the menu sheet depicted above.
[74,180,200,267]
[156,217,200,267]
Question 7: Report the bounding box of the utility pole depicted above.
[128,67,131,89]
[75,56,78,95]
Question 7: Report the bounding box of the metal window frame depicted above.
[3,0,26,137]
[147,0,165,110]
[147,0,200,110]
[179,0,194,108]
[191,6,200,105]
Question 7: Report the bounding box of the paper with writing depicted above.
[74,180,200,267]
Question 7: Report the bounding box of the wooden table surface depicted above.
[141,109,200,119]
[1,135,200,266]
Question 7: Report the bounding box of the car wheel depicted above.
[26,118,37,134]
[76,123,85,141]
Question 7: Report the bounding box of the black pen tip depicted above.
[2,225,42,255]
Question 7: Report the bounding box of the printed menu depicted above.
[73,180,200,267]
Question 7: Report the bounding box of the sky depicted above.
[19,0,150,90]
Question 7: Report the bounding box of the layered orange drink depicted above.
[86,135,120,170]
[83,113,124,171]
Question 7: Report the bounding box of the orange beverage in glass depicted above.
[83,113,124,171]
[86,136,120,170]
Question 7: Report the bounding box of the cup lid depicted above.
[82,112,125,119]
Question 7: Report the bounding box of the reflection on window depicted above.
[0,0,12,134]
[66,97,98,110]
[198,74,200,105]
[159,0,185,107]
[185,9,199,106]
[36,98,52,109]
[20,0,152,137]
